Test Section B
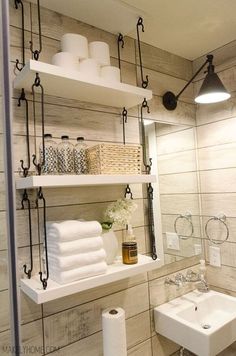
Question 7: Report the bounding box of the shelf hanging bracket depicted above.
[147,183,157,260]
[36,187,49,290]
[124,184,133,199]
[22,189,33,278]
[122,107,128,145]
[29,0,42,60]
[136,17,149,88]
[32,73,45,175]
[140,98,152,174]
[117,33,124,70]
[18,88,31,177]
[15,0,25,71]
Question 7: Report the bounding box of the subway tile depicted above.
[158,150,197,175]
[157,128,196,155]
[197,117,236,149]
[159,172,198,194]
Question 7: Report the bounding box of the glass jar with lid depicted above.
[74,137,87,174]
[57,135,74,174]
[39,134,58,175]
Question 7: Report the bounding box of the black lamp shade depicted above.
[195,72,230,104]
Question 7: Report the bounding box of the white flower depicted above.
[103,198,137,228]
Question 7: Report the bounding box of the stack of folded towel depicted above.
[46,220,107,284]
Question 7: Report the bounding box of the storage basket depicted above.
[87,143,142,174]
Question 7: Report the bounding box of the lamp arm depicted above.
[176,58,209,100]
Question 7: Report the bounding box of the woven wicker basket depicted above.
[87,143,142,174]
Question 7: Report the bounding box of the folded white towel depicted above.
[49,261,107,284]
[48,248,106,270]
[46,220,102,242]
[46,236,104,256]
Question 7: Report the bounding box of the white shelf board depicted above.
[14,60,152,109]
[15,174,156,189]
[21,255,160,304]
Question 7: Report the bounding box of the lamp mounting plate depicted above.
[163,91,177,110]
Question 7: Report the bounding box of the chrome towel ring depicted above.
[174,212,194,239]
[205,214,229,245]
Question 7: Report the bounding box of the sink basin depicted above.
[154,290,236,356]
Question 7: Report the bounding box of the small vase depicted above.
[101,229,119,265]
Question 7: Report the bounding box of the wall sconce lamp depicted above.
[162,54,231,110]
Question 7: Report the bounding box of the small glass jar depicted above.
[39,134,58,175]
[122,241,138,264]
[57,135,74,174]
[74,137,87,174]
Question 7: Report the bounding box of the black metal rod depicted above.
[18,88,31,177]
[29,0,42,60]
[117,33,124,70]
[176,58,210,100]
[122,107,127,145]
[1,0,21,352]
[147,183,157,260]
[22,190,33,278]
[136,17,148,89]
[15,0,25,71]
[36,187,49,290]
[32,73,45,175]
[140,98,152,173]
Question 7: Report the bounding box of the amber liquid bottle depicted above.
[122,225,138,264]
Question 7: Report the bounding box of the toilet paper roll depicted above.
[100,65,121,83]
[89,41,110,66]
[80,58,100,78]
[102,307,127,356]
[61,33,88,60]
[52,52,80,71]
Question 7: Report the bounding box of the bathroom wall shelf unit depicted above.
[13,60,152,109]
[15,174,156,189]
[21,255,160,304]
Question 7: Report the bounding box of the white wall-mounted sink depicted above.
[154,290,236,356]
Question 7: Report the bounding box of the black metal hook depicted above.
[32,73,45,175]
[18,89,31,177]
[124,184,133,199]
[147,183,157,260]
[15,0,25,71]
[36,187,49,290]
[140,98,152,173]
[29,0,42,61]
[122,107,128,145]
[117,33,124,70]
[136,17,149,89]
[22,189,33,278]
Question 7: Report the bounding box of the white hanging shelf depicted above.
[13,60,152,109]
[15,174,156,190]
[21,255,160,304]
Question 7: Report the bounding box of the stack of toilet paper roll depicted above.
[102,307,127,356]
[51,33,120,83]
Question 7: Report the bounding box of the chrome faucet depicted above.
[165,269,209,293]
[186,269,209,293]
[165,273,186,287]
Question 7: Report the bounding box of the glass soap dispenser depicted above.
[39,134,58,175]
[57,135,74,174]
[74,137,87,174]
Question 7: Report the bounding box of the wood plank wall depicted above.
[193,41,236,355]
[0,1,200,355]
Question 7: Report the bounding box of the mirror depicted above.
[147,121,202,265]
